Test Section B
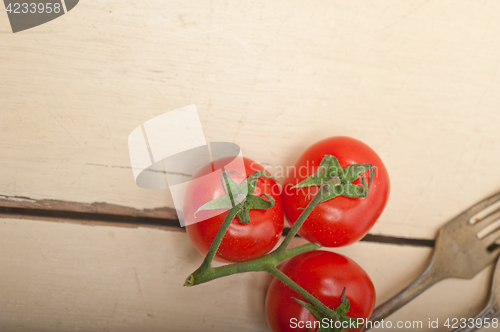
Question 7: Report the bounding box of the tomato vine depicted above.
[183,154,376,331]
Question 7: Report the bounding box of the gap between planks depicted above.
[0,195,434,248]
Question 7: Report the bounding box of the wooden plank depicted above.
[2,2,500,331]
[0,217,493,332]
[2,2,500,240]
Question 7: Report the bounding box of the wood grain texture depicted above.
[2,1,500,331]
[0,217,493,332]
[1,1,500,240]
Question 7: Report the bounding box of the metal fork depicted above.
[451,255,500,332]
[366,191,500,328]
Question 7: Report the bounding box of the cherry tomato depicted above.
[184,157,284,262]
[265,250,375,332]
[282,136,390,247]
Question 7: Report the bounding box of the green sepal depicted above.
[291,155,341,189]
[194,171,277,224]
[319,177,342,202]
[194,195,233,217]
[339,182,367,199]
[193,172,242,217]
[245,193,275,210]
[292,154,374,203]
[293,297,338,321]
[292,298,337,332]
[235,193,275,225]
[341,164,374,188]
[292,288,360,332]
[336,288,350,316]
[246,171,277,195]
[221,171,247,205]
[321,191,340,202]
[236,204,251,224]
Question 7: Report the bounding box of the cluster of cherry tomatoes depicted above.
[184,136,390,332]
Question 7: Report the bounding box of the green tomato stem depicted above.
[184,184,336,287]
[274,181,336,256]
[281,242,321,260]
[199,201,240,271]
[184,242,321,286]
[183,181,345,320]
[267,266,337,319]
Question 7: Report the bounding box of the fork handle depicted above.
[452,299,500,332]
[365,262,443,330]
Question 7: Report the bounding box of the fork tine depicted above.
[368,190,500,327]
[466,192,500,221]
[481,227,500,249]
[475,209,500,233]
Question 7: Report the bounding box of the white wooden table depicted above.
[1,1,500,331]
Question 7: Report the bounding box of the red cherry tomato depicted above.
[282,136,390,247]
[265,250,375,332]
[184,157,284,263]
